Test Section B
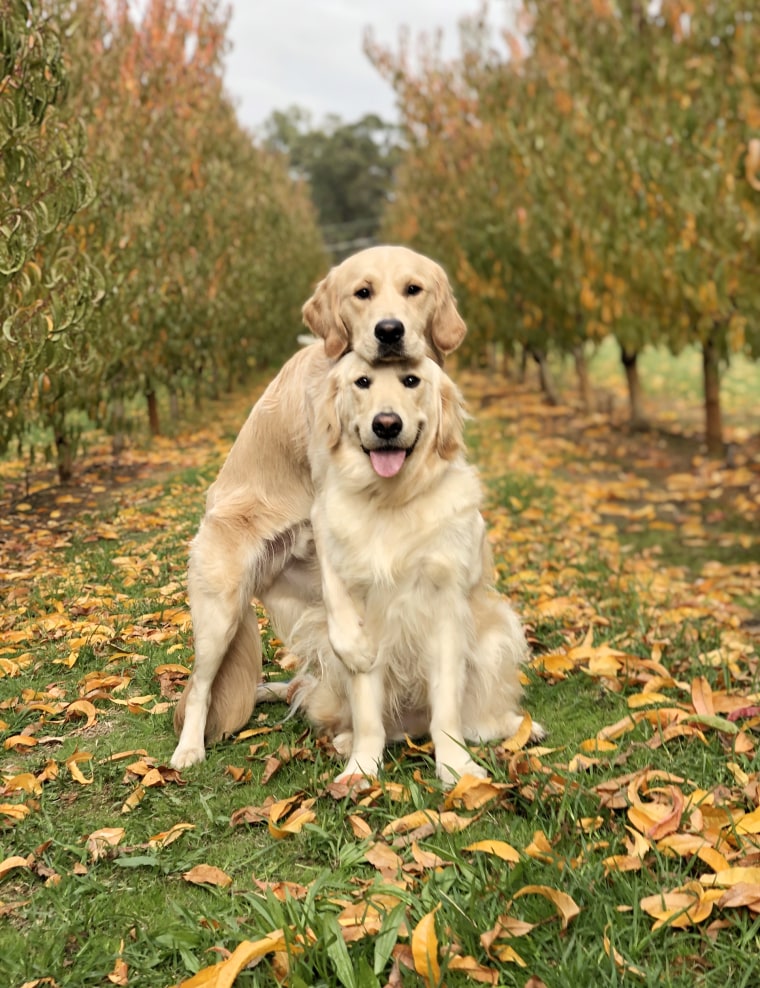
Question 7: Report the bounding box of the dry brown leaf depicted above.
[381,809,472,838]
[447,955,500,984]
[183,864,233,888]
[268,796,316,839]
[640,881,722,929]
[86,827,125,861]
[148,822,195,848]
[347,814,372,839]
[107,940,128,986]
[408,841,447,870]
[365,841,404,877]
[252,879,310,901]
[444,774,504,810]
[717,883,760,913]
[691,676,715,717]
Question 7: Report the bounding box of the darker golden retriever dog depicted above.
[170,245,467,768]
[287,353,544,785]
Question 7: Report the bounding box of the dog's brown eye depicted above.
[354,287,371,299]
[402,375,421,389]
[406,284,422,296]
[355,376,371,389]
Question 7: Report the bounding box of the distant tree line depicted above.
[1,0,326,479]
[261,107,400,258]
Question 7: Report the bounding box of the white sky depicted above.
[222,0,510,135]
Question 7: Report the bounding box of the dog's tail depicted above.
[173,606,262,742]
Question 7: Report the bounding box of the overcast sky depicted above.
[222,1,510,136]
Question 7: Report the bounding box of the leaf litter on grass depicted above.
[0,370,759,985]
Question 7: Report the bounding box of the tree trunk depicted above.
[55,430,73,483]
[530,347,559,406]
[702,334,724,455]
[146,386,161,436]
[620,345,647,427]
[573,343,595,413]
[519,345,529,384]
[110,398,126,455]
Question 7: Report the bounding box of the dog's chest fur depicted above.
[318,460,484,595]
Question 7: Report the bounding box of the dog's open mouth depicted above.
[363,427,421,479]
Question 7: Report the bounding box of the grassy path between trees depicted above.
[1,359,759,987]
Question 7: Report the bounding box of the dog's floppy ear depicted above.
[436,372,466,461]
[315,372,344,451]
[302,272,350,359]
[430,269,467,357]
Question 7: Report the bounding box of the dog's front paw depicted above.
[436,757,488,787]
[170,743,206,770]
[336,752,381,787]
[328,621,375,673]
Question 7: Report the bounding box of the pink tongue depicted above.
[369,449,406,478]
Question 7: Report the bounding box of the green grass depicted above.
[1,352,759,987]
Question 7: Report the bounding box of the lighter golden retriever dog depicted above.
[170,246,467,769]
[287,353,544,785]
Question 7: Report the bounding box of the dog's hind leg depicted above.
[171,588,261,768]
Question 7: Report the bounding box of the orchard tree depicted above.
[0,0,102,477]
[369,1,760,448]
[523,0,760,448]
[1,0,326,476]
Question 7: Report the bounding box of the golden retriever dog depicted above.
[287,353,544,785]
[170,246,467,769]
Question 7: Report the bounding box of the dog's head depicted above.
[302,245,467,364]
[316,352,465,486]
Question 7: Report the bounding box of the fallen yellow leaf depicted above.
[177,931,289,987]
[464,839,520,864]
[411,907,441,988]
[0,854,29,880]
[511,885,580,929]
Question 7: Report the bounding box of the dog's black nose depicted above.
[374,319,405,348]
[372,412,403,440]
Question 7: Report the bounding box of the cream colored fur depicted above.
[170,245,467,769]
[288,353,544,786]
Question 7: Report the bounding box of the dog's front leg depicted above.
[428,614,488,785]
[313,519,374,673]
[336,666,386,784]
